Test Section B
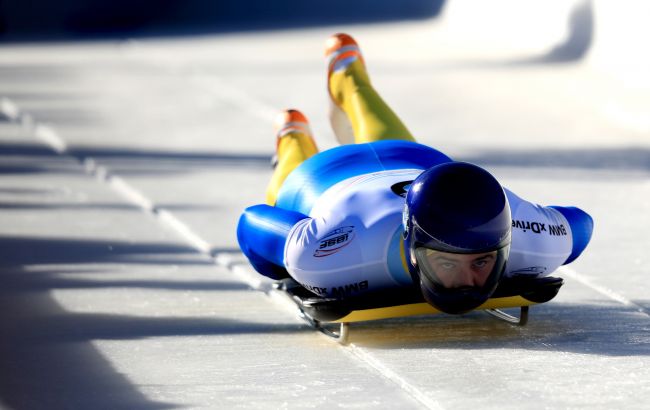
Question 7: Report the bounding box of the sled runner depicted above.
[274,276,564,344]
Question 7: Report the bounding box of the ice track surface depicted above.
[1,1,649,409]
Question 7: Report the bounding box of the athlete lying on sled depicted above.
[237,33,594,336]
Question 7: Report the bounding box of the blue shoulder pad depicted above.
[550,205,594,264]
[237,204,308,279]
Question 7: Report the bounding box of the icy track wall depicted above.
[437,0,650,135]
[439,1,648,72]
[1,0,647,70]
[0,0,646,131]
[0,0,446,37]
[4,0,645,81]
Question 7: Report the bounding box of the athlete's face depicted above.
[418,249,497,288]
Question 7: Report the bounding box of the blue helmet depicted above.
[403,162,511,314]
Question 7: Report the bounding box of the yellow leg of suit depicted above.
[265,132,318,205]
[266,57,413,204]
[330,59,415,143]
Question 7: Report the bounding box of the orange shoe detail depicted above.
[325,33,358,57]
[325,33,364,76]
[274,109,313,148]
[325,33,367,114]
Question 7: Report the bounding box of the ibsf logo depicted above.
[314,226,355,257]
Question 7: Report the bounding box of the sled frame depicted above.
[296,307,529,344]
[274,276,562,343]
[485,306,529,326]
[298,309,350,344]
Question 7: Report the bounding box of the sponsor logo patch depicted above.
[314,226,355,257]
[512,220,567,236]
[331,280,369,296]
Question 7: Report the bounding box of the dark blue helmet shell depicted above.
[404,162,511,253]
[403,162,512,314]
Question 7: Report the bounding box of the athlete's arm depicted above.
[548,205,594,264]
[237,204,309,279]
[505,189,593,277]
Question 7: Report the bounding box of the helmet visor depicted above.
[414,245,509,313]
[414,248,503,289]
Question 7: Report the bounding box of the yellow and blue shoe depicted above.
[325,33,368,145]
[270,108,317,168]
[267,109,318,204]
[326,33,365,80]
[274,108,313,140]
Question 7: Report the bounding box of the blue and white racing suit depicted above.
[237,141,593,298]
